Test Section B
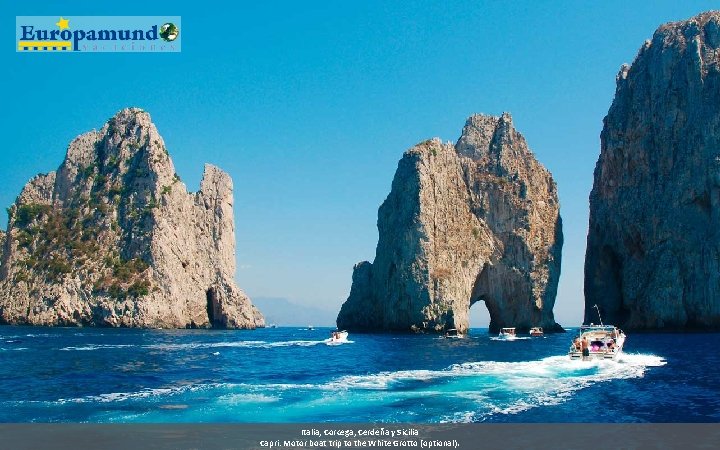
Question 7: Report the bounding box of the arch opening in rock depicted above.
[468,262,504,333]
[468,298,491,331]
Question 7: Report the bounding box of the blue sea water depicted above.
[0,326,717,423]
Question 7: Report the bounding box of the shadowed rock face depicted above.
[585,12,720,330]
[0,108,264,329]
[337,114,563,334]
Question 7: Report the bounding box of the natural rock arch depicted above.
[337,114,563,333]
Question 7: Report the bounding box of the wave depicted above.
[60,344,137,351]
[217,393,280,404]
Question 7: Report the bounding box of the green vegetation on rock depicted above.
[15,204,51,227]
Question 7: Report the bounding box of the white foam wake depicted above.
[440,353,666,422]
[489,336,531,341]
[43,353,665,423]
[58,339,335,352]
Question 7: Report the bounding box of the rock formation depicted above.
[0,108,264,329]
[585,12,720,330]
[337,114,563,333]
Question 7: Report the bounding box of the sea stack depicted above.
[337,114,563,333]
[0,108,264,329]
[585,12,720,330]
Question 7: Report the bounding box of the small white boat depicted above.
[569,324,626,361]
[327,330,349,345]
[444,328,464,338]
[498,327,517,340]
[307,325,314,330]
[529,327,544,337]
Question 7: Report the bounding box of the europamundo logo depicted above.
[16,16,181,52]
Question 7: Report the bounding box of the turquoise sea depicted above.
[0,326,715,423]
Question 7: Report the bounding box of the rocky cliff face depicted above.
[0,108,264,329]
[337,114,563,333]
[585,12,720,330]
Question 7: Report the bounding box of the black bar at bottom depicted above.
[0,423,717,450]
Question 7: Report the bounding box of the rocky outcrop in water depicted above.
[337,114,563,333]
[0,108,264,329]
[585,12,720,330]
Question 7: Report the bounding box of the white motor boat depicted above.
[327,330,349,345]
[444,328,464,338]
[498,327,517,340]
[569,324,626,360]
[529,327,544,337]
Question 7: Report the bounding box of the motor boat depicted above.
[444,328,464,338]
[568,324,626,360]
[327,330,349,345]
[570,304,627,360]
[529,327,544,337]
[498,327,517,340]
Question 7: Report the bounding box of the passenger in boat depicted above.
[607,341,615,352]
[581,337,589,360]
[573,338,581,351]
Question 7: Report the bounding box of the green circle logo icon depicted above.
[159,23,179,42]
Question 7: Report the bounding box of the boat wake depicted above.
[58,339,343,352]
[21,353,664,422]
[325,339,354,346]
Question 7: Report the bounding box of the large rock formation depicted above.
[0,108,264,329]
[585,12,720,330]
[337,114,563,333]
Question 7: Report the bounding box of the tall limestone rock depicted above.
[337,114,563,333]
[0,108,264,329]
[585,12,720,330]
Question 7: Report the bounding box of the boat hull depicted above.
[569,349,622,361]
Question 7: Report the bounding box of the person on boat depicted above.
[607,341,615,352]
[573,337,581,351]
[581,337,589,360]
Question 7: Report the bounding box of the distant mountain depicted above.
[252,297,337,327]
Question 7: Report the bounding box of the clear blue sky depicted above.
[4,1,718,326]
